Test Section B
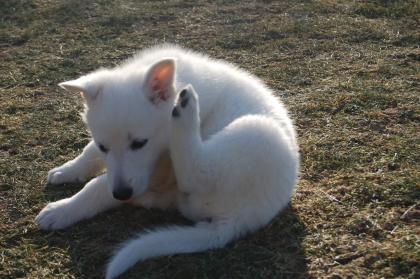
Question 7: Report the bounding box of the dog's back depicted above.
[121,45,297,147]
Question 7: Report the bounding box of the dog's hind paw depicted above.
[172,85,199,121]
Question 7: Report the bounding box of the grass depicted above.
[1,0,419,278]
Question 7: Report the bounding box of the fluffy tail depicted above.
[105,221,238,279]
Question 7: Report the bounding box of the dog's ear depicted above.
[144,58,176,105]
[59,78,101,105]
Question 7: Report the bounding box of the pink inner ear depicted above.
[151,79,168,101]
[146,58,175,104]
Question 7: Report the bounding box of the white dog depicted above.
[35,45,299,279]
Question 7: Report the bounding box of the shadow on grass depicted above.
[38,185,308,279]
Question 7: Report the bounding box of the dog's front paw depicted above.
[47,162,85,185]
[35,199,78,230]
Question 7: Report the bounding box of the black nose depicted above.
[112,186,133,201]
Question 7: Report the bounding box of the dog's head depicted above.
[59,58,177,200]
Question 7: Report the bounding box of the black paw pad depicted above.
[181,95,189,108]
[180,88,188,98]
[172,107,180,117]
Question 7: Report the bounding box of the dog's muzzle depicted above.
[112,186,133,201]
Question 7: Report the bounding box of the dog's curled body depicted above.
[36,45,299,279]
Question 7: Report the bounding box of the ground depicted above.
[1,0,419,278]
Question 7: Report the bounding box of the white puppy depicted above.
[35,45,299,278]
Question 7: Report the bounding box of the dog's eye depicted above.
[98,144,108,153]
[130,139,148,150]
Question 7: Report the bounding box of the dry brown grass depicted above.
[1,0,419,278]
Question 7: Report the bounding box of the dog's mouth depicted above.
[112,194,135,203]
[112,186,147,203]
[109,177,150,202]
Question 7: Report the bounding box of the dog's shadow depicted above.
[41,185,309,279]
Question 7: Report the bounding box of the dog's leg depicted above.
[48,141,104,185]
[170,86,209,194]
[36,173,120,230]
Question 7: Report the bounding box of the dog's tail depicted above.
[105,221,241,279]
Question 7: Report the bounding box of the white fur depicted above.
[35,45,299,279]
